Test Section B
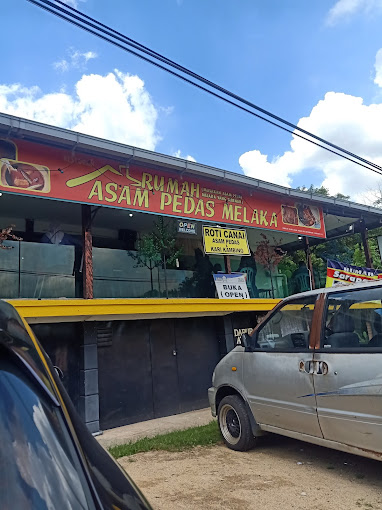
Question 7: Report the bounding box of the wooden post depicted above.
[304,236,315,290]
[82,204,94,299]
[224,255,231,274]
[360,220,373,268]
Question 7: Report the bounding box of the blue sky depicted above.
[2,0,382,201]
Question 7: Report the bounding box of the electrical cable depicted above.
[27,0,382,176]
[33,0,382,174]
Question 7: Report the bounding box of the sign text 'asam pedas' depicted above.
[0,139,326,238]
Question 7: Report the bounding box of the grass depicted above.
[109,420,221,459]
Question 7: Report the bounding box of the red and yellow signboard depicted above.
[0,138,326,238]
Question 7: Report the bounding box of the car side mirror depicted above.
[238,332,257,351]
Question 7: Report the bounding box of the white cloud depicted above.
[374,48,382,87]
[239,78,382,202]
[173,150,196,162]
[0,70,160,150]
[326,0,382,26]
[59,0,85,9]
[53,49,97,73]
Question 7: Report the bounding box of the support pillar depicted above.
[224,255,232,274]
[79,322,100,434]
[304,236,315,290]
[82,204,94,299]
[222,315,235,352]
[360,220,373,268]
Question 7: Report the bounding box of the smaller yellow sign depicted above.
[203,226,250,256]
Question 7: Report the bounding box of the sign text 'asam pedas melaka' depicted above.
[0,138,326,238]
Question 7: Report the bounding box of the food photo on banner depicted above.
[326,259,382,287]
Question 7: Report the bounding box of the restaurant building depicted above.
[1,112,381,432]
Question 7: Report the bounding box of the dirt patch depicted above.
[119,435,382,510]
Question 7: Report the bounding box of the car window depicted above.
[323,287,382,350]
[256,296,317,350]
[0,355,95,510]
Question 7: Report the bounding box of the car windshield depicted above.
[0,354,94,510]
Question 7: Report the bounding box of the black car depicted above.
[0,299,152,510]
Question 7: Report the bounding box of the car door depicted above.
[243,294,323,437]
[314,285,382,452]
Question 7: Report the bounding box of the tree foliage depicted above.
[295,184,350,200]
[129,216,183,295]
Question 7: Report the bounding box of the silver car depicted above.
[209,281,382,461]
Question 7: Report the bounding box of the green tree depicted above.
[296,184,350,200]
[130,217,183,298]
[129,235,162,294]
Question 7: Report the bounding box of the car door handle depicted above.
[316,361,328,375]
[299,360,314,374]
[299,360,328,375]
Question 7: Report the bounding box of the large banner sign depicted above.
[326,259,382,287]
[0,138,326,238]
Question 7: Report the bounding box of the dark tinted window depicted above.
[0,356,93,510]
[324,287,382,349]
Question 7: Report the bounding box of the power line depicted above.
[28,0,382,177]
[51,0,382,174]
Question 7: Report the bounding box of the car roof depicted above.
[0,299,26,329]
[0,299,56,394]
[283,279,382,302]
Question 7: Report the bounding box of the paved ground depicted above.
[97,408,213,448]
[119,436,382,510]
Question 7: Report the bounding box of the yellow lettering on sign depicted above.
[195,199,205,216]
[167,178,179,194]
[160,192,172,210]
[88,180,103,201]
[222,203,234,220]
[205,201,214,218]
[190,182,200,198]
[133,189,149,208]
[118,186,131,205]
[154,175,164,191]
[251,209,259,224]
[270,212,278,227]
[234,206,242,222]
[180,181,190,196]
[105,182,117,203]
[173,194,182,213]
[184,196,195,214]
[243,207,250,223]
[260,210,268,226]
[141,172,153,190]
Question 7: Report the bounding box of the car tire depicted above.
[217,395,256,451]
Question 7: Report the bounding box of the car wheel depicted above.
[217,395,256,451]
